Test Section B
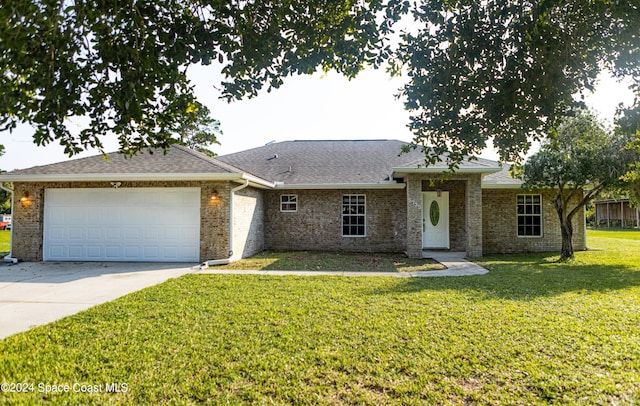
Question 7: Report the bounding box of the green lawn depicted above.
[216,251,445,272]
[0,230,10,255]
[1,230,639,404]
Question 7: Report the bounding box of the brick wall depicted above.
[232,186,264,260]
[264,189,407,252]
[11,183,45,262]
[482,188,586,254]
[11,181,234,262]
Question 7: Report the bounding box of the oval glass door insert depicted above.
[429,200,440,226]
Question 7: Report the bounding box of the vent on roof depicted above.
[266,154,278,160]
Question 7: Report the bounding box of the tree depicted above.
[521,111,635,261]
[2,1,640,167]
[391,0,640,167]
[0,145,10,214]
[0,0,384,156]
[616,101,640,205]
[172,101,221,157]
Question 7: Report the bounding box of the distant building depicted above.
[594,199,639,228]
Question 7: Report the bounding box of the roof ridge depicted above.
[290,139,399,142]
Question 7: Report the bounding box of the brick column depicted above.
[465,174,483,258]
[12,183,45,261]
[406,175,423,258]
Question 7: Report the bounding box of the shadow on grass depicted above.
[222,251,444,273]
[369,252,640,300]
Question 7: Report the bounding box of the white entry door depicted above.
[422,191,450,249]
[43,188,201,262]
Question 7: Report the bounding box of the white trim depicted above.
[280,194,298,212]
[274,182,405,190]
[481,182,524,189]
[393,167,502,174]
[0,172,275,188]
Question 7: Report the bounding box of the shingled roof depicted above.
[216,139,501,185]
[2,140,508,187]
[0,145,271,184]
[482,165,524,188]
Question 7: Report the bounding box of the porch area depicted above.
[405,173,484,259]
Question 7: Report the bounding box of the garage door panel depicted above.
[86,246,102,259]
[105,228,121,240]
[68,227,84,241]
[44,188,201,262]
[49,245,65,258]
[68,246,83,258]
[104,247,120,259]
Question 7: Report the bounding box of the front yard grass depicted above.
[217,251,445,272]
[1,230,639,404]
[0,230,10,255]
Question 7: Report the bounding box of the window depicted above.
[280,194,297,212]
[517,194,542,237]
[342,194,366,237]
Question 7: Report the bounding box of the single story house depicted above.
[0,140,586,263]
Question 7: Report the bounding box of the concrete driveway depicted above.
[0,262,194,339]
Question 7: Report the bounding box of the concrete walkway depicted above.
[422,251,489,276]
[0,262,193,339]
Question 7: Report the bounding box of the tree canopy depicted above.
[173,101,221,157]
[392,0,640,166]
[521,110,636,260]
[0,0,384,156]
[1,0,639,166]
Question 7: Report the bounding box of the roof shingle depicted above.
[216,139,501,185]
[5,145,242,176]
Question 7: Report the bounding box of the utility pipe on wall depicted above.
[198,180,249,268]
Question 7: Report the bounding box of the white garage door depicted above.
[43,188,201,262]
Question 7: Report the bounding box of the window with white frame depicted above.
[280,194,298,212]
[517,194,542,237]
[342,194,366,236]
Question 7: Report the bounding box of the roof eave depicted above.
[0,172,275,188]
[481,182,524,189]
[392,167,502,175]
[274,182,406,190]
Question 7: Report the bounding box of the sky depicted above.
[0,66,635,171]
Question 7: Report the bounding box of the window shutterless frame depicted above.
[342,194,366,237]
[280,194,298,212]
[516,194,543,237]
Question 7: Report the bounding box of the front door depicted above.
[422,192,450,249]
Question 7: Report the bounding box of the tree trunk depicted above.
[554,192,575,261]
[559,218,574,261]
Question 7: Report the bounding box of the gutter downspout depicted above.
[0,184,18,263]
[198,180,249,268]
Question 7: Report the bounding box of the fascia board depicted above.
[0,172,248,183]
[481,183,524,189]
[392,167,502,175]
[274,183,406,190]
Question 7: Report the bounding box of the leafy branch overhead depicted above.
[1,0,639,167]
[0,0,384,156]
